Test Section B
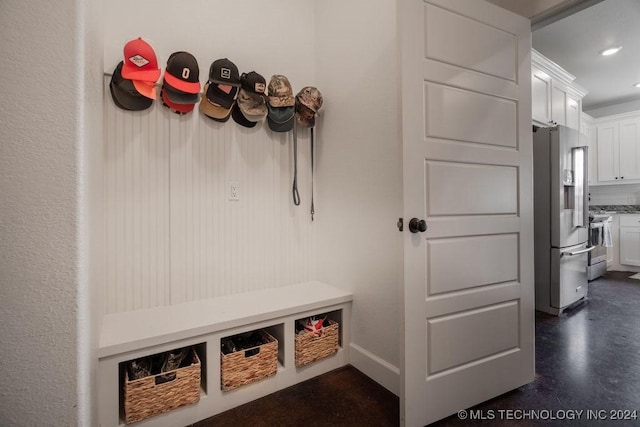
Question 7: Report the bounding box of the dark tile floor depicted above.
[435,271,640,427]
[193,365,399,427]
[195,271,640,427]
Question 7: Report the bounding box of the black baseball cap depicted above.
[240,71,267,95]
[231,103,257,128]
[164,51,201,94]
[205,83,239,109]
[209,58,241,86]
[110,61,153,111]
[163,83,200,104]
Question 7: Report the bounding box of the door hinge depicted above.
[397,218,403,232]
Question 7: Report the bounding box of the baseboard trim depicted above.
[349,343,400,396]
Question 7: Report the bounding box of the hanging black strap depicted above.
[292,123,301,206]
[310,127,315,221]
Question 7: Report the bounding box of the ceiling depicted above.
[532,0,640,114]
[487,0,590,24]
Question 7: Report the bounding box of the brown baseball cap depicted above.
[267,75,295,107]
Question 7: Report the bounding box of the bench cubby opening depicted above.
[294,310,343,368]
[117,342,206,425]
[220,326,281,391]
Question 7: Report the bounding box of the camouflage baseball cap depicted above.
[295,103,316,128]
[238,89,266,118]
[267,75,295,107]
[296,86,323,113]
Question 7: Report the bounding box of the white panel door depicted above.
[399,1,534,426]
[618,119,640,181]
[597,123,619,182]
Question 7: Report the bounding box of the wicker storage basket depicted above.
[124,350,201,424]
[295,319,339,367]
[220,330,278,391]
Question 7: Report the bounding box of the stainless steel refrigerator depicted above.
[533,125,593,315]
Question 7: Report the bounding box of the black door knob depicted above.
[409,218,427,233]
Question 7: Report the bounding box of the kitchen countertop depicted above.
[589,205,640,214]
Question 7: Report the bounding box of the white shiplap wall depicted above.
[103,78,315,314]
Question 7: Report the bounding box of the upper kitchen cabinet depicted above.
[566,93,581,131]
[532,49,587,130]
[532,67,552,125]
[550,81,567,127]
[581,113,597,185]
[595,116,640,184]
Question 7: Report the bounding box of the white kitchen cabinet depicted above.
[619,228,640,266]
[551,82,567,127]
[596,118,640,183]
[581,118,596,185]
[607,243,614,267]
[619,215,640,266]
[566,95,581,131]
[618,119,640,180]
[532,69,552,125]
[532,49,586,130]
[597,123,619,182]
[608,214,619,269]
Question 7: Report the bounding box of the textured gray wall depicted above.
[0,0,80,424]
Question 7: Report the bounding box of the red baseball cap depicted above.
[132,80,157,100]
[122,37,161,83]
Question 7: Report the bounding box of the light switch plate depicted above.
[229,182,240,201]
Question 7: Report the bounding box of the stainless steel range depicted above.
[588,214,612,281]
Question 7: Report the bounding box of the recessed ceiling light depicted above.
[634,83,640,88]
[600,46,622,56]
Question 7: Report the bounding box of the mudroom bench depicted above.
[97,282,352,427]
